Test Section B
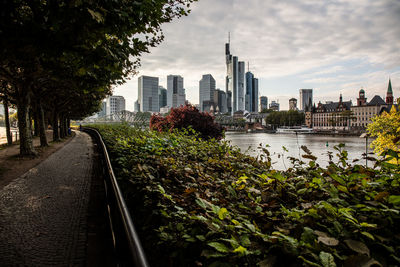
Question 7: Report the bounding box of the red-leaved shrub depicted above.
[150,105,224,140]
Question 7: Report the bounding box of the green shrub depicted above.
[94,124,400,267]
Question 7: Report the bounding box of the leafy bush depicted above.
[150,104,224,140]
[95,124,400,267]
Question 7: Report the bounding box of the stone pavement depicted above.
[0,131,96,266]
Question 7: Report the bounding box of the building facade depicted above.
[260,96,268,112]
[167,75,186,108]
[225,41,245,114]
[214,89,227,114]
[199,74,216,112]
[299,89,313,111]
[269,101,280,111]
[158,86,167,109]
[138,76,159,112]
[312,95,352,131]
[289,98,298,111]
[106,95,126,115]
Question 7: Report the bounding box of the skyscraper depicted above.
[252,78,258,112]
[289,98,298,111]
[226,37,245,114]
[214,89,227,114]
[260,96,268,112]
[299,89,313,111]
[245,71,254,112]
[167,75,186,108]
[106,95,126,115]
[199,74,216,112]
[158,86,167,109]
[138,76,159,112]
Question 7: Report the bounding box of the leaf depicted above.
[319,251,336,267]
[361,232,375,240]
[207,242,230,253]
[233,245,247,255]
[388,195,400,206]
[195,198,207,209]
[218,208,229,220]
[344,239,370,256]
[318,236,339,246]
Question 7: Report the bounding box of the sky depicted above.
[114,0,400,111]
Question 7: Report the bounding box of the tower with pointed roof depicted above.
[386,79,393,104]
[357,88,367,106]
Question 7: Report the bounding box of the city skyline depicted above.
[114,0,400,111]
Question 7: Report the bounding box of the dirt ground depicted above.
[0,130,74,189]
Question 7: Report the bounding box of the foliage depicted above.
[150,104,224,140]
[367,106,400,159]
[266,110,305,127]
[94,124,400,267]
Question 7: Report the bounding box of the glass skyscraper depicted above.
[138,76,159,112]
[299,89,313,111]
[199,74,216,112]
[167,75,186,108]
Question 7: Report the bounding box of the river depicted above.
[224,132,374,170]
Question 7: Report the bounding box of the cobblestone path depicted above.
[0,131,94,266]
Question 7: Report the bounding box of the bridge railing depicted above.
[83,127,149,267]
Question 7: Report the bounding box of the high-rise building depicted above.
[245,72,254,112]
[225,38,245,114]
[260,96,268,112]
[214,89,227,114]
[386,78,393,104]
[97,101,107,117]
[167,75,186,108]
[299,89,313,111]
[269,100,280,111]
[289,98,298,111]
[138,76,159,112]
[252,78,258,112]
[106,95,125,115]
[158,86,167,109]
[199,74,216,112]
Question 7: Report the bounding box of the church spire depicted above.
[386,78,393,104]
[388,78,393,94]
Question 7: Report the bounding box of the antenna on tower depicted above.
[248,61,250,72]
[228,32,230,44]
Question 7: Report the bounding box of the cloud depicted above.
[114,0,400,111]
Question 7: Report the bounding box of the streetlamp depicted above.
[360,133,369,167]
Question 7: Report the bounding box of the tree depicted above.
[367,106,400,156]
[0,0,196,155]
[150,105,224,140]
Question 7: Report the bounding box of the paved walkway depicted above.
[0,131,95,266]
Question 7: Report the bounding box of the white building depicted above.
[167,75,186,108]
[138,76,159,112]
[106,95,125,115]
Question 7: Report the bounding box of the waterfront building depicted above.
[289,98,298,111]
[269,101,280,111]
[138,76,159,112]
[245,71,254,112]
[214,89,227,114]
[199,74,216,112]
[386,78,394,104]
[312,94,352,132]
[106,95,126,115]
[260,96,268,112]
[167,75,186,108]
[351,89,387,131]
[252,78,259,113]
[299,89,313,111]
[158,86,167,109]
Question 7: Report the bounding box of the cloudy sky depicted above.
[114,0,400,111]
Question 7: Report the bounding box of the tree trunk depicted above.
[53,111,60,141]
[59,114,65,139]
[16,94,36,156]
[3,97,12,145]
[37,100,48,147]
[67,118,71,135]
[33,109,39,137]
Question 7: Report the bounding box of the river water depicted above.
[224,132,374,170]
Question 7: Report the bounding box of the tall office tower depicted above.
[199,74,216,112]
[245,71,254,111]
[260,96,268,112]
[289,98,298,110]
[237,61,245,111]
[269,100,280,111]
[214,89,227,114]
[138,76,159,112]
[225,38,241,114]
[134,100,140,112]
[158,86,167,109]
[252,78,258,112]
[106,95,126,115]
[226,91,232,113]
[167,75,186,108]
[299,89,313,111]
[97,101,107,117]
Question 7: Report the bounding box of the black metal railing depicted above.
[83,127,149,267]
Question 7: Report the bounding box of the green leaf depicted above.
[319,251,336,267]
[318,236,339,246]
[388,195,400,206]
[195,198,207,209]
[233,245,247,255]
[208,242,230,253]
[218,207,229,220]
[361,231,375,240]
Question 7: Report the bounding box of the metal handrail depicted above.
[84,127,149,267]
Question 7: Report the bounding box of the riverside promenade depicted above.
[0,131,109,266]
